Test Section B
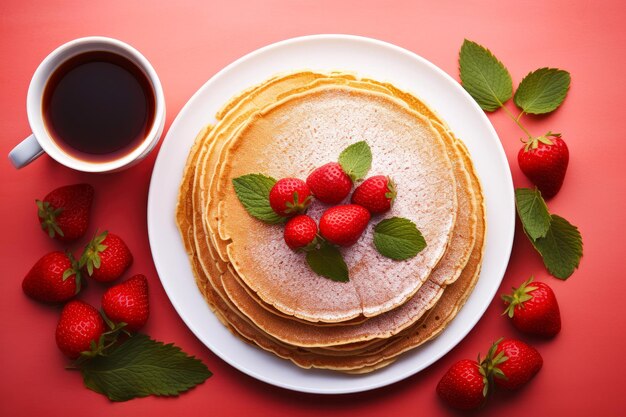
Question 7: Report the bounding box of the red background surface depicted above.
[1,1,624,415]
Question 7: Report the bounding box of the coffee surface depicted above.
[43,51,155,162]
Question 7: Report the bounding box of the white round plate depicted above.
[147,34,514,394]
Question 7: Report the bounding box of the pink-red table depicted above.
[1,1,624,416]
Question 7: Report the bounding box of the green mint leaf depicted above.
[459,39,513,112]
[338,141,372,181]
[306,244,349,282]
[232,174,285,224]
[515,188,551,240]
[514,68,571,114]
[80,334,212,402]
[527,215,583,280]
[373,217,426,260]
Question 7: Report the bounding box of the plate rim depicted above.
[147,33,515,394]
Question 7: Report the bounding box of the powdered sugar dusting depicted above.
[227,88,456,320]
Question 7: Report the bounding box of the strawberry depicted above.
[351,175,396,214]
[319,204,370,247]
[437,359,489,410]
[81,231,133,282]
[492,338,543,390]
[36,183,94,242]
[502,277,561,337]
[284,215,318,250]
[55,300,106,359]
[102,274,149,332]
[269,178,312,216]
[518,133,569,199]
[22,251,81,303]
[306,162,352,204]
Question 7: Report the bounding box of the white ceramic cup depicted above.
[9,36,166,172]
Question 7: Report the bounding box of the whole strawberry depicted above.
[518,133,569,199]
[81,231,133,282]
[492,338,543,390]
[269,178,312,216]
[36,183,94,242]
[437,359,488,410]
[351,175,396,214]
[102,274,149,332]
[22,251,81,303]
[319,204,370,246]
[56,300,106,359]
[284,215,318,250]
[502,277,561,337]
[306,162,352,204]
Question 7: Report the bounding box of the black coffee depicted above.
[42,51,155,162]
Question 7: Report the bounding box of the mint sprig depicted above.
[526,215,583,280]
[459,39,513,112]
[232,174,285,224]
[515,187,583,279]
[306,243,349,282]
[79,334,212,402]
[459,39,571,144]
[338,141,372,181]
[515,188,551,240]
[373,217,426,260]
[514,68,571,114]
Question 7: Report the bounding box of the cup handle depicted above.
[8,134,44,168]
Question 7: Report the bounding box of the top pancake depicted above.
[214,85,458,322]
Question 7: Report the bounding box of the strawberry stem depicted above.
[500,105,533,139]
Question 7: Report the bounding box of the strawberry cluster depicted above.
[437,338,543,410]
[269,164,396,251]
[23,184,150,359]
[437,277,561,410]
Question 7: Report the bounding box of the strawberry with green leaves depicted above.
[436,359,489,410]
[459,40,571,200]
[492,338,543,390]
[102,274,150,332]
[81,231,133,282]
[437,341,508,411]
[56,300,106,359]
[502,276,561,337]
[36,183,94,242]
[306,162,353,204]
[269,178,311,216]
[22,251,81,303]
[437,337,543,409]
[351,175,396,214]
[307,141,373,204]
[518,134,569,199]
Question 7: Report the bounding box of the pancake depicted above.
[175,70,486,372]
[198,75,475,332]
[176,123,485,371]
[215,85,458,322]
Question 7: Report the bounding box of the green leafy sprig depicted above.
[515,188,583,279]
[69,312,212,402]
[459,39,571,148]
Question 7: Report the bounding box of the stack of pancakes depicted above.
[176,71,486,373]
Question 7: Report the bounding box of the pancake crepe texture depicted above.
[175,71,486,372]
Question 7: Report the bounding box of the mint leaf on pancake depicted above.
[459,39,513,111]
[374,217,426,260]
[80,334,212,402]
[515,188,551,240]
[338,141,372,181]
[514,68,571,114]
[306,243,349,282]
[232,174,285,224]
